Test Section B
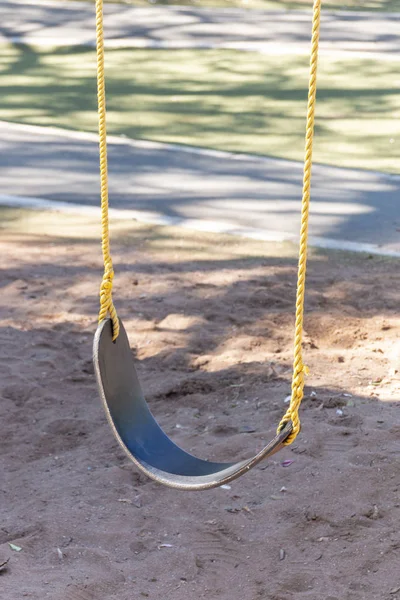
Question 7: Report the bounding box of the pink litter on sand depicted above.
[281,460,294,467]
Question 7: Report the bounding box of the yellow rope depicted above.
[95,0,321,421]
[95,0,119,340]
[277,0,322,444]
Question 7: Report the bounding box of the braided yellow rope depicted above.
[278,0,321,444]
[95,0,119,340]
[95,0,320,424]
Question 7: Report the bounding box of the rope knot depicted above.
[100,268,114,292]
[278,363,310,444]
[99,267,115,318]
[98,265,120,340]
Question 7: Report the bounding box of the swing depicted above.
[93,0,322,490]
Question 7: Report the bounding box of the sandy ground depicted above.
[0,208,399,600]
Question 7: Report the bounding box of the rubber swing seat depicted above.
[94,318,293,490]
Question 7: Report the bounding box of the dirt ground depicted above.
[0,208,399,600]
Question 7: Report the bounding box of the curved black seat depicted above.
[93,318,292,491]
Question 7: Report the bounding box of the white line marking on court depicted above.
[6,0,400,19]
[3,34,399,61]
[2,120,399,182]
[1,194,399,258]
[1,120,304,165]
